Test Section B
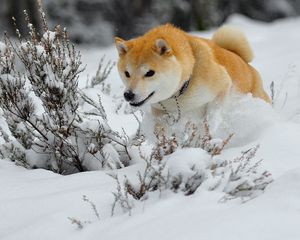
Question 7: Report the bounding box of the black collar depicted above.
[174,76,191,98]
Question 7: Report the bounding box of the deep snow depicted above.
[1,15,300,240]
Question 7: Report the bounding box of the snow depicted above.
[0,41,6,53]
[1,14,300,240]
[42,31,56,42]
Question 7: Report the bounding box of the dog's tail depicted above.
[212,25,254,63]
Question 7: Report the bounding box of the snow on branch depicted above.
[112,118,272,215]
[87,56,115,93]
[0,5,130,174]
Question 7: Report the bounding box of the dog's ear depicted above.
[155,39,172,56]
[115,37,128,56]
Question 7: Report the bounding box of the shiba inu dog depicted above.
[115,24,270,120]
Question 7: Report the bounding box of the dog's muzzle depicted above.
[128,91,155,107]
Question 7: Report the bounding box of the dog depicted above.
[115,24,270,121]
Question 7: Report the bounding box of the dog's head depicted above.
[115,37,183,107]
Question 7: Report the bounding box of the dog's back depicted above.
[191,26,271,103]
[210,26,270,102]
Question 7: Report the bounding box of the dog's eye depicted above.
[145,70,155,77]
[125,71,130,78]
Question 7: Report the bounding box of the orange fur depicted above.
[212,25,254,63]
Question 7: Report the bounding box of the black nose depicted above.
[124,90,135,101]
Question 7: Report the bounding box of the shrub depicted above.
[111,119,273,215]
[0,6,130,174]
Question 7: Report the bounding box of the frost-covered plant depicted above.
[269,81,275,105]
[0,38,14,74]
[68,195,100,230]
[181,120,234,156]
[0,6,130,173]
[82,195,100,220]
[111,174,134,216]
[0,37,33,168]
[111,138,170,215]
[217,145,273,202]
[112,120,272,215]
[124,158,167,200]
[68,217,86,230]
[177,121,271,198]
[87,56,114,94]
[111,158,167,215]
[170,145,272,200]
[152,130,178,161]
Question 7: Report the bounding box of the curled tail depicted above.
[212,25,254,63]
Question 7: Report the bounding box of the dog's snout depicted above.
[124,90,135,101]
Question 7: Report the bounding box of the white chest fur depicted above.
[152,86,216,114]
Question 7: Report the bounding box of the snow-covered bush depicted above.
[112,119,273,215]
[0,7,130,173]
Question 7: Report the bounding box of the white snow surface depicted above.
[1,15,300,240]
